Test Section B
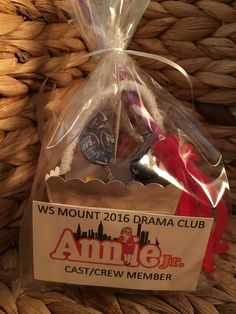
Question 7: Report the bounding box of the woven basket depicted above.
[0,0,235,312]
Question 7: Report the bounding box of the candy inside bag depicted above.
[47,51,229,210]
[33,0,230,274]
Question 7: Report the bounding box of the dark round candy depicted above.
[79,128,115,165]
[88,111,107,129]
[79,111,115,165]
[79,131,101,164]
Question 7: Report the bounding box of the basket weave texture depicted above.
[0,0,235,312]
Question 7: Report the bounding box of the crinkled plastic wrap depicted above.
[20,0,231,290]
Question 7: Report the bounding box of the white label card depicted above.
[33,201,213,291]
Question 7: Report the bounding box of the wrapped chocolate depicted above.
[20,0,231,292]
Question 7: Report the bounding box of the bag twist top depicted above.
[70,0,149,50]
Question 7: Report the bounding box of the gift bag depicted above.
[20,0,231,292]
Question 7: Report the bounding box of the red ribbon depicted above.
[152,133,229,272]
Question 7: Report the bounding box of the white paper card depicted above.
[33,201,213,291]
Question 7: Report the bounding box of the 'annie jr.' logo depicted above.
[50,222,185,269]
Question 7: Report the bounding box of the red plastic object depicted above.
[152,133,229,272]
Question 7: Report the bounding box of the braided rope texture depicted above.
[0,1,235,305]
[0,0,235,312]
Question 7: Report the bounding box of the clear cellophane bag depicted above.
[20,0,231,291]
